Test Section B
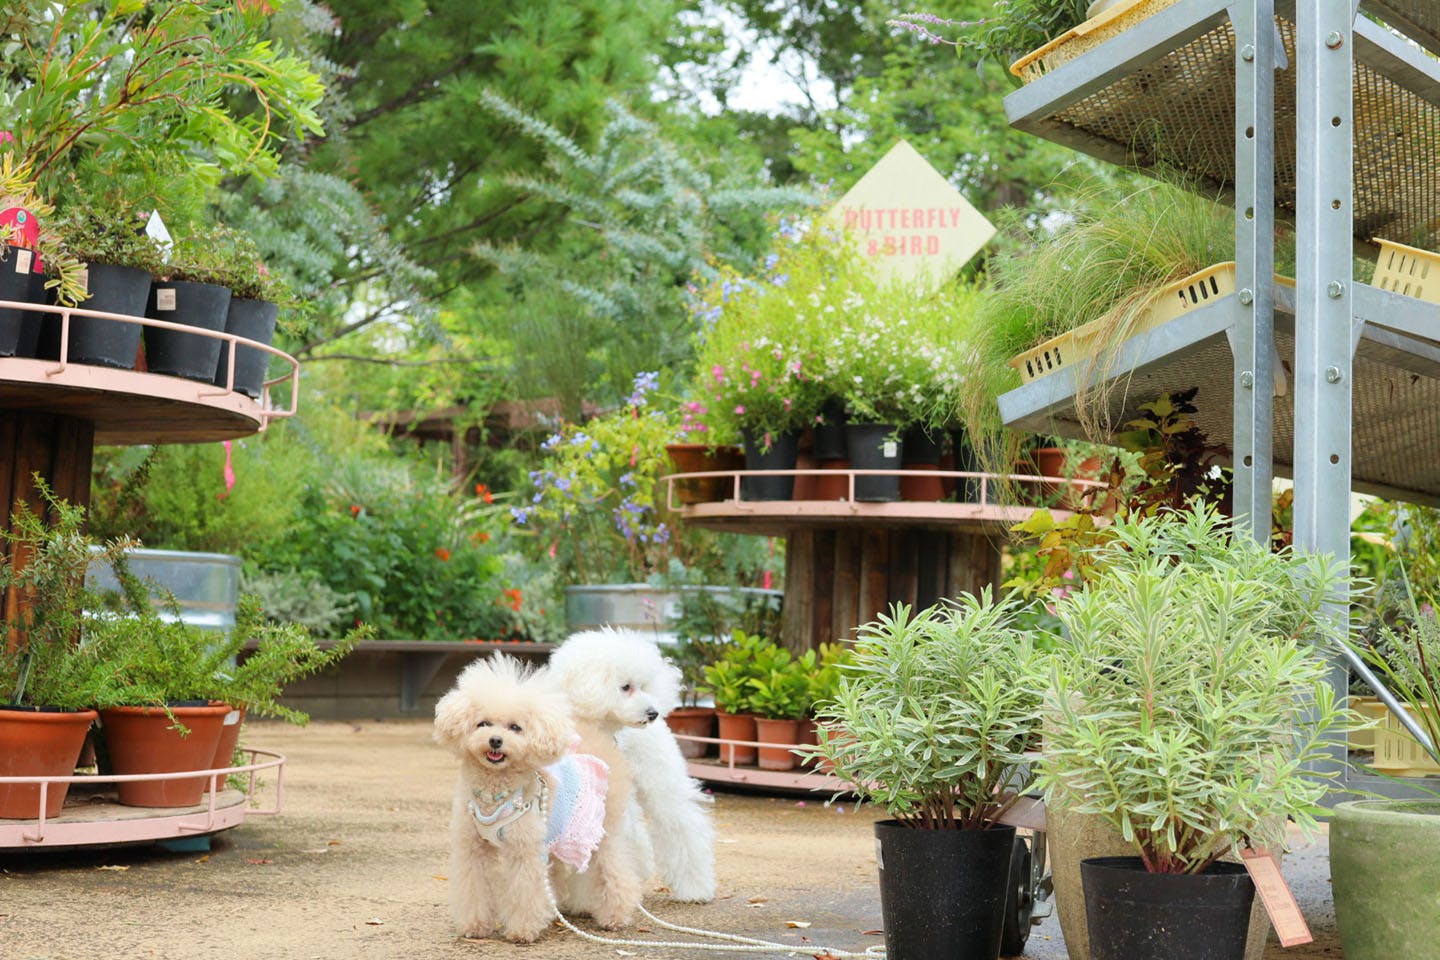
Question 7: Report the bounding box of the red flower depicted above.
[473,531,491,544]
[475,483,493,504]
[435,548,451,561]
[502,587,523,612]
[349,504,362,516]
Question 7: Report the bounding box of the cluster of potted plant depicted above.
[0,481,366,818]
[685,218,987,503]
[697,630,851,771]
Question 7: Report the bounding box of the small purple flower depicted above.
[510,507,531,524]
[628,370,659,406]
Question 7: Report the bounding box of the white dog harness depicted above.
[469,754,609,870]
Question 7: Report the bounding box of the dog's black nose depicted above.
[644,707,659,723]
[488,735,504,750]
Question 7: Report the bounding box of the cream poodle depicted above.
[433,654,641,941]
[548,628,718,903]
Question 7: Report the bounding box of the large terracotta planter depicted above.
[1332,799,1440,960]
[99,703,230,807]
[205,705,246,793]
[753,717,802,771]
[0,706,98,819]
[664,706,715,760]
[714,711,757,766]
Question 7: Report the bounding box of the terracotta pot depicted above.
[205,705,247,793]
[754,717,803,771]
[664,706,715,760]
[99,703,230,807]
[0,706,98,819]
[814,459,852,500]
[792,450,821,501]
[665,443,738,505]
[714,711,758,765]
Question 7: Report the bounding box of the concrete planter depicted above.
[1332,799,1440,960]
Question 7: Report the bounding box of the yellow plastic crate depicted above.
[1347,695,1387,752]
[1371,702,1440,778]
[1008,261,1247,385]
[1371,238,1440,304]
[1010,0,1181,83]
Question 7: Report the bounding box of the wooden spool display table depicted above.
[664,466,1101,654]
[0,298,300,849]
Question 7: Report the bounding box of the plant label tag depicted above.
[223,709,241,726]
[76,266,89,293]
[874,838,884,872]
[14,248,31,274]
[882,441,898,459]
[1240,848,1312,946]
[156,287,177,311]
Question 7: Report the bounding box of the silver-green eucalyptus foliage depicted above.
[1037,505,1354,874]
[812,592,1048,830]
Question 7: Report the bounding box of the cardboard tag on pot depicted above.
[155,287,176,311]
[13,247,31,274]
[1240,848,1312,946]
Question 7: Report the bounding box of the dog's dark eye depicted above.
[621,683,632,693]
[476,720,491,728]
[508,723,522,733]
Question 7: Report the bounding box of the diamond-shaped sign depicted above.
[825,140,995,294]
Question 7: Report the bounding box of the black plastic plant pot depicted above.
[144,279,232,382]
[213,297,279,399]
[39,262,151,368]
[902,425,945,465]
[845,423,904,501]
[0,244,43,357]
[812,399,848,460]
[874,820,1016,960]
[741,429,798,501]
[1081,856,1255,960]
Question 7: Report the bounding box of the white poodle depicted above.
[433,654,641,941]
[548,628,718,903]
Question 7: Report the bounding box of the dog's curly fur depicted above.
[548,628,718,904]
[433,654,643,941]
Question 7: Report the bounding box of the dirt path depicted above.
[0,720,1346,959]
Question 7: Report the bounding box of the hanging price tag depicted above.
[1240,848,1312,947]
[155,288,177,311]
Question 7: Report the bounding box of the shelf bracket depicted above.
[1230,0,1277,540]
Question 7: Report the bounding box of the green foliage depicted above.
[222,596,370,724]
[238,568,358,640]
[891,1,1090,70]
[0,480,137,709]
[472,91,816,413]
[52,200,167,279]
[1038,505,1354,873]
[2,0,324,199]
[669,588,784,705]
[744,643,811,721]
[810,593,1047,830]
[1350,565,1440,768]
[701,630,774,714]
[805,642,854,712]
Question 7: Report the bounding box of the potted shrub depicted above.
[701,630,770,765]
[800,641,853,769]
[1038,504,1352,960]
[210,228,289,399]
[45,200,166,368]
[743,642,811,772]
[0,482,130,820]
[144,225,234,383]
[0,153,86,357]
[1331,574,1440,960]
[809,593,1048,960]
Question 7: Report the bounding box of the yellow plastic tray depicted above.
[1371,702,1440,778]
[1347,695,1387,751]
[1008,261,1290,385]
[1010,0,1180,83]
[1371,238,1440,305]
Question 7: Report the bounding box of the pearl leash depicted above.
[534,776,887,957]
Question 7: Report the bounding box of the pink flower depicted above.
[734,405,746,415]
[711,365,725,382]
[782,398,792,410]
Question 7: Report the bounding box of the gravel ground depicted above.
[0,719,1346,959]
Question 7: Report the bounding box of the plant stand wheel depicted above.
[1000,834,1035,957]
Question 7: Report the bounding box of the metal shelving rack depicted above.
[998,0,1440,799]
